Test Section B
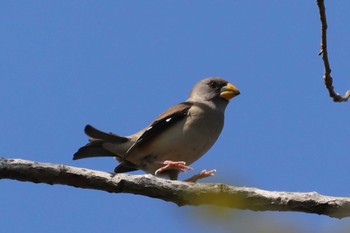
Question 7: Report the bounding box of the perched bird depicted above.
[73,77,240,181]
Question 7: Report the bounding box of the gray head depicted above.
[187,77,240,105]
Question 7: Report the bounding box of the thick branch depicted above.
[1,158,350,219]
[317,0,350,102]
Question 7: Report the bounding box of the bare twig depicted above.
[1,158,350,219]
[317,0,350,102]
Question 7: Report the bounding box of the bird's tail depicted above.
[73,124,128,160]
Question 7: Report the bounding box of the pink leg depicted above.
[184,169,217,182]
[155,160,193,175]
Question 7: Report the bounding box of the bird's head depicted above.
[188,77,240,103]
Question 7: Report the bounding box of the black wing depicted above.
[126,101,193,155]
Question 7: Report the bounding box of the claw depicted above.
[155,160,193,175]
[184,169,217,182]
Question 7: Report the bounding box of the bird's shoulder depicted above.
[154,101,193,121]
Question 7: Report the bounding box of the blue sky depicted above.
[1,1,350,232]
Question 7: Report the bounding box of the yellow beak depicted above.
[220,83,240,100]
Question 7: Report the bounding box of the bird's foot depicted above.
[155,160,193,175]
[184,169,217,182]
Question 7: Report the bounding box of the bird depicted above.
[73,77,240,181]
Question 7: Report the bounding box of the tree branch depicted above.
[317,0,350,102]
[1,158,350,219]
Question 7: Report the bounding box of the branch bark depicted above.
[317,0,350,102]
[1,158,350,219]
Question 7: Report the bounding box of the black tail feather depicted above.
[85,125,128,142]
[114,161,139,173]
[73,139,115,160]
[73,124,128,161]
[73,146,115,160]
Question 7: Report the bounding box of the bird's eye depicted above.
[208,81,217,88]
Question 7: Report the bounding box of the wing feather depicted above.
[125,102,193,155]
